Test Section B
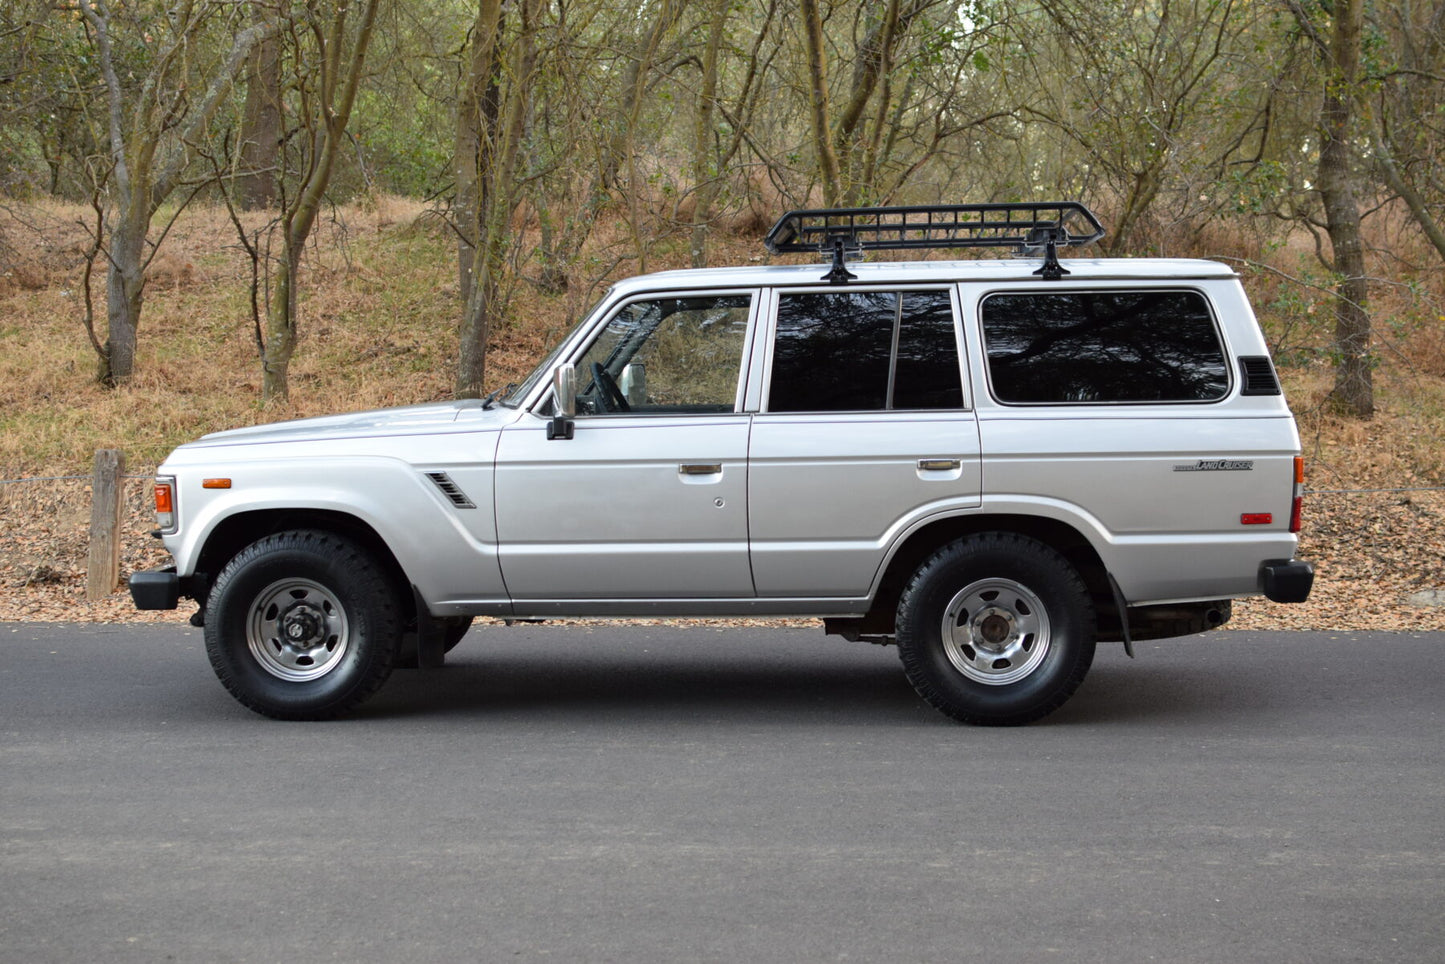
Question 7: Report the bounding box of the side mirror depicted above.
[619,362,646,407]
[547,363,576,440]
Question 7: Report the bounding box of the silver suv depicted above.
[131,203,1313,724]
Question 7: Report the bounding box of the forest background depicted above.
[1,0,1444,630]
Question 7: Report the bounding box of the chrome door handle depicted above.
[679,463,723,476]
[917,458,961,471]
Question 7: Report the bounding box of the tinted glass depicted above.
[981,290,1228,403]
[770,292,895,412]
[769,290,962,412]
[895,291,964,409]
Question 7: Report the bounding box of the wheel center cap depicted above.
[282,606,324,645]
[975,607,1015,650]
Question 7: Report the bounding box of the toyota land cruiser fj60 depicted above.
[130,202,1314,724]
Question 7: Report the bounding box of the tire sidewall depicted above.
[898,534,1096,725]
[204,532,400,719]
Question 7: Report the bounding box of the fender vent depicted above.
[425,472,476,509]
[1238,356,1281,396]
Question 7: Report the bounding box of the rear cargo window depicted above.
[980,289,1228,403]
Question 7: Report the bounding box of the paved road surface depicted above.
[1,623,1442,962]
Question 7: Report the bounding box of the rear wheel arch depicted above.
[860,514,1113,637]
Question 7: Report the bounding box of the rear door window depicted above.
[767,290,963,412]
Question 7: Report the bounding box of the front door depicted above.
[495,292,757,603]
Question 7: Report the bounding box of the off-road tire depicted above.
[204,530,403,720]
[896,533,1096,725]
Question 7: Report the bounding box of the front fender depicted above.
[163,455,508,608]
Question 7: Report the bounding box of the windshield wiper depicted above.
[481,383,518,409]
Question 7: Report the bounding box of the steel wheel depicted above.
[896,533,1096,725]
[941,577,1051,686]
[247,577,352,682]
[204,530,402,720]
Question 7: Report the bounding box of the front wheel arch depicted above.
[191,510,416,620]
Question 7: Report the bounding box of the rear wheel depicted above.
[204,530,403,720]
[896,533,1096,725]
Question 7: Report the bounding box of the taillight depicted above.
[154,477,177,533]
[1289,457,1305,533]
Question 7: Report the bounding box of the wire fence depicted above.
[0,475,156,485]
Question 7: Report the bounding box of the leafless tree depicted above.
[76,0,275,385]
[260,0,385,402]
[455,0,539,398]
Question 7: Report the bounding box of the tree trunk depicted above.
[690,0,729,268]
[836,0,904,202]
[455,0,504,310]
[1317,0,1372,417]
[262,244,300,401]
[100,205,147,385]
[237,12,282,210]
[800,0,842,206]
[1105,163,1166,257]
[261,0,382,403]
[456,0,536,399]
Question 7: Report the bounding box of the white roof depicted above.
[609,257,1237,296]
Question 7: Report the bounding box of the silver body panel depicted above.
[153,257,1305,619]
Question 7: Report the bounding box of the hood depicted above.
[187,399,514,448]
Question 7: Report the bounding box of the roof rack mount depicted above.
[763,202,1106,283]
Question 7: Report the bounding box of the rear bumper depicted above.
[129,568,180,610]
[1259,558,1314,603]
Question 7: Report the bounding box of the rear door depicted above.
[747,286,982,598]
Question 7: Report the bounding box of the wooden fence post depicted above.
[87,448,126,603]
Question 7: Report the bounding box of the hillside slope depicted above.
[3,198,1444,630]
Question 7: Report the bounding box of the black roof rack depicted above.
[763,202,1106,283]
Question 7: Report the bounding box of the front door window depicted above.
[573,294,752,415]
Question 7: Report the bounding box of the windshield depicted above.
[500,288,614,406]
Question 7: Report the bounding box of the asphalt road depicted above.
[1,622,1441,963]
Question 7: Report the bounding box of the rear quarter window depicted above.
[980,289,1229,404]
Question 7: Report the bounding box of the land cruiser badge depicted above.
[1174,459,1255,472]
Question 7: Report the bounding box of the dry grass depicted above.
[2,196,1445,630]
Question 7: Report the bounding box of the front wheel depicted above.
[204,530,403,720]
[896,533,1096,725]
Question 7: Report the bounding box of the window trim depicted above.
[977,286,1232,407]
[759,284,970,415]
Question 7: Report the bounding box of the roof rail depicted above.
[763,202,1106,283]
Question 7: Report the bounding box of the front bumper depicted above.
[1259,558,1314,603]
[129,567,180,610]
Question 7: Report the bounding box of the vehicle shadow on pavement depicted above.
[1054,642,1285,726]
[367,652,924,724]
[362,636,1277,727]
